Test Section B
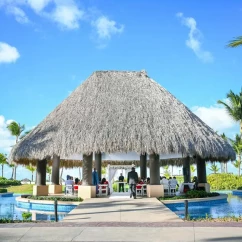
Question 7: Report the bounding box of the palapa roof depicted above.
[10,70,235,163]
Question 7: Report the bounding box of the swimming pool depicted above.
[0,195,76,221]
[165,193,242,219]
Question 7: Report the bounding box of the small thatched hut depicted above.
[9,70,235,197]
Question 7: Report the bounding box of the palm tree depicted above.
[20,129,32,140]
[232,160,242,175]
[46,166,52,182]
[217,90,242,136]
[163,165,170,177]
[227,36,242,48]
[230,134,242,176]
[190,165,196,176]
[220,133,228,173]
[8,164,15,179]
[209,164,220,174]
[7,121,25,179]
[0,153,7,177]
[26,164,36,182]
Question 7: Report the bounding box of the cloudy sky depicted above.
[0,0,241,179]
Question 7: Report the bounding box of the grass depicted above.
[4,184,34,194]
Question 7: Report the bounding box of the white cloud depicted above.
[177,12,214,63]
[0,42,20,63]
[191,104,237,134]
[7,5,29,23]
[27,0,52,13]
[93,16,124,39]
[50,3,84,29]
[0,115,15,153]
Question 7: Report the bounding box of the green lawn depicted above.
[5,184,34,194]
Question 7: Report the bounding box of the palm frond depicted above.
[227,36,242,48]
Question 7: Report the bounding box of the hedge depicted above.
[159,190,220,200]
[27,196,83,202]
[0,179,21,186]
[207,174,242,190]
[0,188,7,193]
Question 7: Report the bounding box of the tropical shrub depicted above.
[0,179,21,186]
[207,174,242,190]
[185,190,220,198]
[0,177,7,180]
[159,191,219,200]
[237,186,242,190]
[27,196,83,202]
[22,212,32,220]
[0,188,7,193]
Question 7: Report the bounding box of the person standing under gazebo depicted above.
[118,173,124,192]
[127,167,138,199]
[92,168,99,194]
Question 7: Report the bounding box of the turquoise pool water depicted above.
[165,192,242,219]
[0,195,76,221]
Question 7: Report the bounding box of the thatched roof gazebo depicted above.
[9,70,235,197]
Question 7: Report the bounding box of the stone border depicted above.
[0,192,14,197]
[1,221,242,228]
[161,194,228,204]
[16,197,82,205]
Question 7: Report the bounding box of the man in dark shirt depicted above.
[127,167,138,199]
[118,173,124,192]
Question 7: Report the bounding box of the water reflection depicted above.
[165,194,242,219]
[0,196,70,221]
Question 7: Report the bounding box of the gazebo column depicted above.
[140,153,147,179]
[147,154,163,197]
[33,159,48,196]
[95,152,102,182]
[196,156,210,192]
[49,155,62,194]
[78,153,96,199]
[183,156,191,183]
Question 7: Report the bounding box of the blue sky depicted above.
[0,0,241,179]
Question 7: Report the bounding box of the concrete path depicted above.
[62,197,182,222]
[1,224,242,241]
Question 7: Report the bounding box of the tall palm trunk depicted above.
[240,121,242,137]
[59,167,63,184]
[14,166,17,180]
[11,167,14,179]
[239,156,241,176]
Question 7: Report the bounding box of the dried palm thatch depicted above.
[10,70,235,164]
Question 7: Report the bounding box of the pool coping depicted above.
[161,194,228,204]
[16,197,82,205]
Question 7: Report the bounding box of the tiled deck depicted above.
[62,196,182,223]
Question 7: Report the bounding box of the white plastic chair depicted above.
[142,185,147,196]
[170,184,176,195]
[65,185,73,195]
[98,184,108,196]
[136,186,143,196]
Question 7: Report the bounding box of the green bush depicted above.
[27,196,83,202]
[237,186,242,190]
[0,188,7,193]
[0,179,21,186]
[159,190,219,200]
[0,177,7,180]
[207,174,242,190]
[186,190,220,198]
[22,212,32,220]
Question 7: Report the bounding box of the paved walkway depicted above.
[62,197,182,222]
[1,224,242,241]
